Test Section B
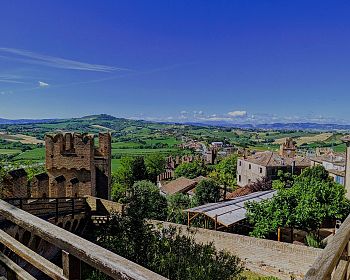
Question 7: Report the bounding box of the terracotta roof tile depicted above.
[243,151,310,167]
[160,177,197,195]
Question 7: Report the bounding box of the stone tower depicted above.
[45,132,111,199]
[279,138,297,158]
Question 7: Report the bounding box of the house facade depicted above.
[237,139,310,187]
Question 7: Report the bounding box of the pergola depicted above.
[184,190,276,230]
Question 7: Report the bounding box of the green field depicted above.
[112,148,177,156]
[332,143,346,153]
[0,149,22,155]
[144,137,179,146]
[112,159,122,173]
[13,148,46,160]
[112,142,142,149]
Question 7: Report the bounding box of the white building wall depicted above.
[237,158,267,187]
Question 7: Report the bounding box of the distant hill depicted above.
[1,114,350,131]
[0,118,57,125]
[184,121,350,131]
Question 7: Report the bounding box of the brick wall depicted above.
[31,173,49,198]
[3,170,28,198]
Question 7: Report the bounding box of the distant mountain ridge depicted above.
[0,114,117,125]
[182,121,350,131]
[1,114,350,131]
[0,118,57,125]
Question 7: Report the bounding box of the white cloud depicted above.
[38,81,49,88]
[204,117,233,121]
[0,47,129,72]
[0,90,13,95]
[227,110,247,118]
[180,110,188,114]
[0,74,24,84]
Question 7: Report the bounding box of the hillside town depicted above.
[0,129,350,279]
[1,1,350,280]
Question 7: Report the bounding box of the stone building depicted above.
[309,151,345,186]
[236,144,310,187]
[44,132,111,199]
[3,168,28,198]
[279,138,297,158]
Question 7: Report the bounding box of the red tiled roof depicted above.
[160,176,207,195]
[160,177,197,195]
[243,151,310,167]
[226,186,254,199]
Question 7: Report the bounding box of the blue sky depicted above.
[0,1,350,124]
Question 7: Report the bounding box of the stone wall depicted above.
[151,221,321,280]
[85,195,124,215]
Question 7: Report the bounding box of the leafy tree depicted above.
[131,156,147,182]
[127,180,167,220]
[305,233,327,249]
[144,153,166,183]
[246,166,350,238]
[0,164,6,198]
[195,179,221,205]
[209,155,238,193]
[23,161,45,180]
[167,193,193,224]
[95,209,244,280]
[113,157,135,188]
[113,156,147,189]
[174,161,207,179]
[110,181,127,203]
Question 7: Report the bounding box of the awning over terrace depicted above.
[184,190,276,229]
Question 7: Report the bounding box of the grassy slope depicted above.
[13,148,46,160]
[0,148,21,155]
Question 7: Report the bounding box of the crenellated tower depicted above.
[45,132,111,199]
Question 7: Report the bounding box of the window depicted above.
[239,161,242,166]
[260,167,263,173]
[249,164,251,169]
[238,175,241,182]
[248,179,251,184]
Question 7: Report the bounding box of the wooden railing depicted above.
[304,214,350,280]
[3,197,87,222]
[0,199,168,280]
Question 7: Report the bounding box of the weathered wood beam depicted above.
[332,260,348,280]
[304,214,350,280]
[0,199,168,280]
[0,251,36,280]
[62,251,81,280]
[0,229,67,280]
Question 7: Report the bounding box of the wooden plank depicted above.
[0,251,36,280]
[62,251,81,280]
[304,214,350,280]
[0,199,168,280]
[0,229,67,280]
[332,260,348,280]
